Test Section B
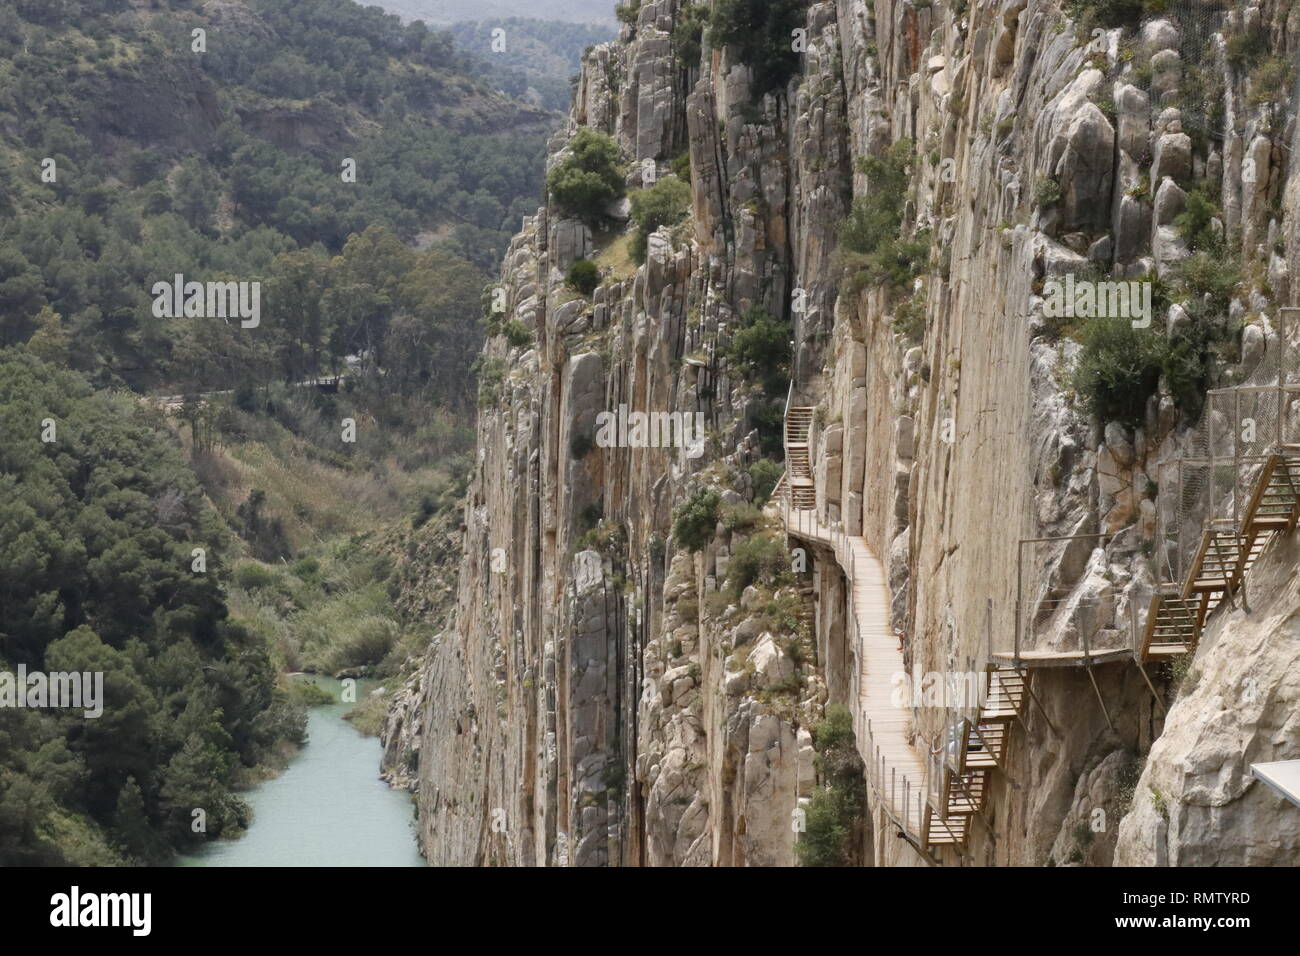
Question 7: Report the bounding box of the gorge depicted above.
[381,0,1300,867]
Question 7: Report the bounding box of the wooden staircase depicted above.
[924,666,1026,848]
[1182,526,1250,622]
[1140,449,1300,661]
[1138,590,1201,660]
[785,406,816,510]
[1242,453,1300,537]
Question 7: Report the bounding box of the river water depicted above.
[179,677,425,867]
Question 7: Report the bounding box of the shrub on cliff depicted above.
[672,486,721,552]
[838,138,929,293]
[672,3,709,69]
[1174,187,1224,254]
[1071,315,1166,426]
[1068,0,1143,32]
[567,258,601,296]
[726,533,791,594]
[798,705,865,867]
[615,1,642,26]
[546,129,626,223]
[725,306,791,396]
[629,175,692,262]
[749,458,784,504]
[1071,249,1240,427]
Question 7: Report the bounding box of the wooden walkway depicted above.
[774,389,1300,855]
[779,409,971,852]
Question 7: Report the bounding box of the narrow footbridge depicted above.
[777,407,1025,856]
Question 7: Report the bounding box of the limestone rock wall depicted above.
[390,0,1300,865]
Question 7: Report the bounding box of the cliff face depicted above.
[388,0,1300,865]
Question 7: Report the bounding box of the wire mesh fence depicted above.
[1157,384,1300,580]
[1114,2,1232,153]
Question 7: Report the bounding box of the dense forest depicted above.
[0,0,551,399]
[0,351,300,864]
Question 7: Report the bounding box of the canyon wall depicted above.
[387,0,1300,865]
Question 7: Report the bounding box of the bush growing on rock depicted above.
[671,3,709,69]
[726,533,790,594]
[838,139,929,292]
[546,129,626,223]
[1071,314,1167,426]
[1071,248,1240,428]
[1035,176,1062,209]
[725,305,791,395]
[614,1,641,26]
[629,176,692,262]
[1174,187,1223,253]
[721,501,763,533]
[748,458,784,504]
[566,258,601,296]
[1248,55,1294,107]
[671,486,721,552]
[751,398,787,457]
[1067,0,1143,32]
[502,319,533,347]
[798,705,865,867]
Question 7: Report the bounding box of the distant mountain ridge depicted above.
[367,0,618,26]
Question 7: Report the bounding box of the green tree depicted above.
[0,352,296,863]
[172,158,222,234]
[114,776,163,863]
[629,176,691,262]
[24,306,70,364]
[726,305,791,394]
[546,129,626,223]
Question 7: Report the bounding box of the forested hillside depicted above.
[0,352,301,865]
[0,0,551,398]
[0,0,553,866]
[446,18,616,110]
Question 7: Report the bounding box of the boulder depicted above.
[1115,83,1150,158]
[1054,102,1115,231]
[1152,176,1186,227]
[749,634,795,688]
[1141,19,1180,53]
[1151,132,1192,185]
[1150,49,1182,97]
